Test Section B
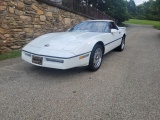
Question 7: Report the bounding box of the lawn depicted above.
[0,50,21,61]
[124,19,160,30]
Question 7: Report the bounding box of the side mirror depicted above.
[111,29,118,34]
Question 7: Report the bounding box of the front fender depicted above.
[72,39,104,55]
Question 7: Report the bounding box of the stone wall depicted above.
[0,0,89,54]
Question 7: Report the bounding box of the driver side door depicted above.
[109,22,122,49]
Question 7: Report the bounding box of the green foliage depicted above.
[135,0,160,21]
[154,25,160,30]
[0,50,21,61]
[128,0,137,16]
[88,0,129,24]
[64,0,160,24]
[62,0,129,23]
[105,0,130,24]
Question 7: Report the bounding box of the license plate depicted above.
[32,55,43,65]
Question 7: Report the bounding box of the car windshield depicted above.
[69,21,109,33]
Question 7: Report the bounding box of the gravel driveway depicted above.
[0,24,160,120]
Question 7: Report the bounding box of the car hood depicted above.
[27,32,101,51]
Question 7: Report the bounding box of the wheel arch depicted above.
[74,41,105,56]
[95,41,105,54]
[88,41,104,71]
[123,34,126,39]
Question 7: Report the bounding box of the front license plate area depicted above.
[32,55,43,65]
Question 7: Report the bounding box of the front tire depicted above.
[88,44,103,71]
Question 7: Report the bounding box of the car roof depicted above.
[86,20,114,22]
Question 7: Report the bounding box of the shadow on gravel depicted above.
[24,64,90,79]
[20,51,116,82]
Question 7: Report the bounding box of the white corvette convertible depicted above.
[22,20,126,71]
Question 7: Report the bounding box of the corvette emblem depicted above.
[44,44,50,47]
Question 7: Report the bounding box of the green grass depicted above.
[124,19,160,30]
[0,50,21,61]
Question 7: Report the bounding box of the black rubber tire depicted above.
[88,44,103,71]
[116,36,125,51]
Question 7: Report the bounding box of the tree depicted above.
[87,0,129,23]
[63,0,130,23]
[155,0,160,19]
[103,0,129,24]
[128,0,137,16]
[136,0,160,21]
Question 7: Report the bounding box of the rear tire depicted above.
[116,36,125,51]
[88,44,103,71]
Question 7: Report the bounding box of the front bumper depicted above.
[22,50,90,70]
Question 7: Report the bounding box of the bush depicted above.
[135,15,147,20]
[145,14,160,21]
[154,24,160,30]
[134,14,160,21]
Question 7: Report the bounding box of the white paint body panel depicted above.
[22,20,126,69]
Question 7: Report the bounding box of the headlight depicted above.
[46,58,64,63]
[25,52,31,57]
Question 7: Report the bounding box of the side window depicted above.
[104,22,110,33]
[110,22,118,30]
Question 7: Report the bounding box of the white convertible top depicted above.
[86,20,114,22]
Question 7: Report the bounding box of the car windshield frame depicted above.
[69,21,110,33]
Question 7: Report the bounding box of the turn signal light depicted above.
[79,54,89,60]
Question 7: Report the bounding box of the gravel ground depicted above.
[0,24,160,120]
